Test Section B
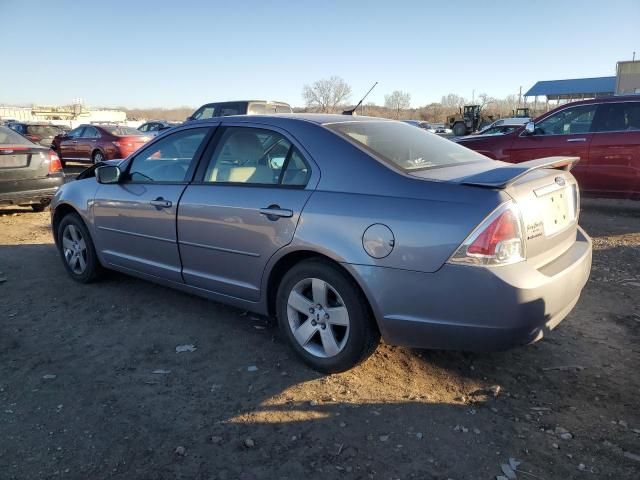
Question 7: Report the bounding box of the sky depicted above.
[0,0,638,109]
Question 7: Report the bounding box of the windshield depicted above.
[0,126,34,145]
[103,126,144,136]
[26,125,63,137]
[326,121,488,171]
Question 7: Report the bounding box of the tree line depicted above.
[117,76,533,122]
[301,76,534,122]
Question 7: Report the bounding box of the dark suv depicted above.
[455,96,640,199]
[186,100,292,121]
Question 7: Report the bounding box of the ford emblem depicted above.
[555,176,566,187]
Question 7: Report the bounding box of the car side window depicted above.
[593,102,640,132]
[67,127,85,139]
[83,126,100,138]
[194,106,216,120]
[219,103,244,116]
[534,104,597,135]
[139,124,148,132]
[126,128,209,183]
[203,127,309,186]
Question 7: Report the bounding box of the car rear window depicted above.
[102,126,144,136]
[26,125,63,136]
[0,126,33,145]
[326,121,488,171]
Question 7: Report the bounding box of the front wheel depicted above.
[452,122,467,136]
[276,259,379,373]
[56,213,103,283]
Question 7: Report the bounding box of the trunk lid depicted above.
[0,145,51,182]
[410,156,581,268]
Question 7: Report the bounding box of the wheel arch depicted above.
[264,249,380,335]
[91,148,105,161]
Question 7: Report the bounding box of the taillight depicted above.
[449,202,525,266]
[48,150,63,174]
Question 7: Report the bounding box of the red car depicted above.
[52,124,151,167]
[455,96,640,199]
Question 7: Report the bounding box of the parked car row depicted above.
[455,95,640,199]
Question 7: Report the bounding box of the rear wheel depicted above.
[92,150,105,164]
[276,259,379,373]
[56,213,103,283]
[453,122,467,136]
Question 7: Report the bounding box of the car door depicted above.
[588,101,640,197]
[178,124,318,301]
[59,126,85,160]
[92,126,213,282]
[507,103,598,190]
[77,126,100,160]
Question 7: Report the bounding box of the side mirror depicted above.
[524,121,535,135]
[95,165,121,184]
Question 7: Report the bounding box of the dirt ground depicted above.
[0,196,638,480]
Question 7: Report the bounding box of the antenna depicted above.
[342,81,378,115]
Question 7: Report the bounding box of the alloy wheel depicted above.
[62,224,88,274]
[286,277,350,358]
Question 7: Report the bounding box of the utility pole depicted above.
[518,86,522,106]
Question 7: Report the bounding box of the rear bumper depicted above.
[348,226,592,351]
[0,174,65,206]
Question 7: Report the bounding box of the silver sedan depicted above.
[50,114,592,372]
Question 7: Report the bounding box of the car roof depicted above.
[200,100,291,106]
[214,113,394,125]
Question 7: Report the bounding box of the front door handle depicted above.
[259,205,293,220]
[566,138,587,142]
[150,197,172,209]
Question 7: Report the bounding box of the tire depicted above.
[56,213,103,283]
[276,259,379,373]
[452,122,467,136]
[31,204,46,212]
[92,150,105,164]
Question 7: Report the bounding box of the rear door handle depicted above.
[566,138,587,142]
[259,205,293,219]
[150,198,172,209]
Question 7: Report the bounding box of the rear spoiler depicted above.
[461,156,579,189]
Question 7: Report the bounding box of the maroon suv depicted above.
[455,96,640,199]
[51,124,150,167]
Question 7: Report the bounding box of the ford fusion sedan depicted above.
[50,114,592,372]
[456,96,640,199]
[51,124,151,167]
[0,126,64,211]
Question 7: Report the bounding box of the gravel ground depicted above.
[0,197,638,480]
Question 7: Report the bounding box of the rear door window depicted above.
[203,127,309,186]
[593,102,640,132]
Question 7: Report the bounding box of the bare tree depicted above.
[440,93,466,108]
[302,76,352,113]
[384,91,411,118]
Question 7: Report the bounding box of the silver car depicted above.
[50,114,592,372]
